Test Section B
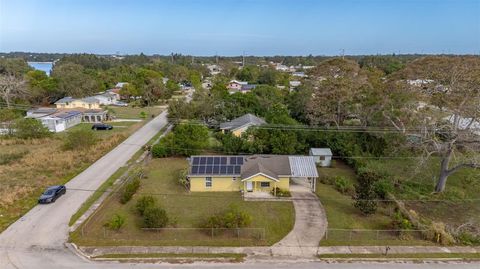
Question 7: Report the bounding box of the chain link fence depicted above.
[325,228,428,241]
[80,227,266,242]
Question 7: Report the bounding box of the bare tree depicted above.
[0,74,27,108]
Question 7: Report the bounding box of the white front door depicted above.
[246,181,253,192]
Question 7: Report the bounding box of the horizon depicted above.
[1,0,480,56]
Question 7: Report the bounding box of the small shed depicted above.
[309,148,333,167]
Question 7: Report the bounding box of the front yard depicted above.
[71,158,294,247]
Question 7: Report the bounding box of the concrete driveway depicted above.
[272,179,328,257]
[0,111,168,268]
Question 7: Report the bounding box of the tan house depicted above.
[219,113,266,137]
[54,97,100,110]
[188,155,318,194]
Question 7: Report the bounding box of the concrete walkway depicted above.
[317,245,480,255]
[271,180,328,257]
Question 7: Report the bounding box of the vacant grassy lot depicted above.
[106,106,164,119]
[364,158,480,239]
[0,110,161,232]
[316,162,432,246]
[71,158,294,247]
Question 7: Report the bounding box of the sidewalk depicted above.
[76,244,480,259]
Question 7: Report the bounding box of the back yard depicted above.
[0,107,162,232]
[71,158,295,247]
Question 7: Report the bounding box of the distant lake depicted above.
[28,62,54,76]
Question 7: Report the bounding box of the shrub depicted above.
[373,179,394,199]
[353,170,378,215]
[0,150,29,165]
[135,195,156,216]
[63,128,97,150]
[319,176,335,185]
[120,178,140,204]
[151,142,169,157]
[203,204,252,228]
[143,206,169,228]
[333,176,353,194]
[140,111,147,118]
[104,214,125,231]
[271,187,291,197]
[13,118,51,139]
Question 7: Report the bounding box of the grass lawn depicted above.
[94,253,246,262]
[71,158,294,247]
[106,106,164,119]
[316,161,433,246]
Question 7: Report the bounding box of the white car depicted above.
[112,101,128,107]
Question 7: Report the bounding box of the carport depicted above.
[288,156,319,192]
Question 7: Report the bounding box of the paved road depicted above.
[0,112,168,268]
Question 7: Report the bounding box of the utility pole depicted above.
[215,51,218,64]
[340,49,345,59]
[171,53,174,64]
[242,51,245,67]
[191,55,194,64]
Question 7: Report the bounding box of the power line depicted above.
[64,187,480,202]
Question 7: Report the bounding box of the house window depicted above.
[260,182,270,188]
[205,177,212,188]
[232,177,237,181]
[320,155,326,160]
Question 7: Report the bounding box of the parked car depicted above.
[112,101,128,107]
[92,123,113,130]
[38,185,66,204]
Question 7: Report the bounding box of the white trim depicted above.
[241,172,279,182]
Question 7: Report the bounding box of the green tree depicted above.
[353,170,378,215]
[52,63,100,97]
[13,118,51,139]
[25,70,58,104]
[143,206,169,228]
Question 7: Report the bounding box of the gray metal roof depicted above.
[309,148,332,156]
[54,97,75,104]
[288,156,319,178]
[80,97,100,103]
[219,113,266,131]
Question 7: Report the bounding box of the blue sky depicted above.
[1,0,479,55]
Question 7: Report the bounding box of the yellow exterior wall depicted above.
[231,125,249,137]
[56,100,100,109]
[242,174,290,192]
[189,176,241,192]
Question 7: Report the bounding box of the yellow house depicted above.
[188,155,318,193]
[219,114,266,137]
[55,97,100,110]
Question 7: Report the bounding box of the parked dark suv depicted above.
[38,185,66,204]
[92,123,113,130]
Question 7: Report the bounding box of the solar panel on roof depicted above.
[213,166,220,174]
[220,166,227,174]
[198,166,206,174]
[214,157,220,164]
[192,157,200,165]
[206,166,213,174]
[234,165,241,174]
[207,157,214,164]
[230,157,237,165]
[221,157,227,164]
[192,166,199,174]
[227,166,234,174]
[237,157,244,165]
[200,157,207,165]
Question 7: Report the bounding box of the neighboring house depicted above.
[82,109,108,123]
[188,155,318,193]
[309,148,333,167]
[289,80,301,88]
[115,82,129,88]
[219,113,266,137]
[239,84,256,93]
[227,80,248,91]
[93,93,118,105]
[55,97,100,110]
[292,72,307,78]
[33,110,82,132]
[26,107,57,118]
